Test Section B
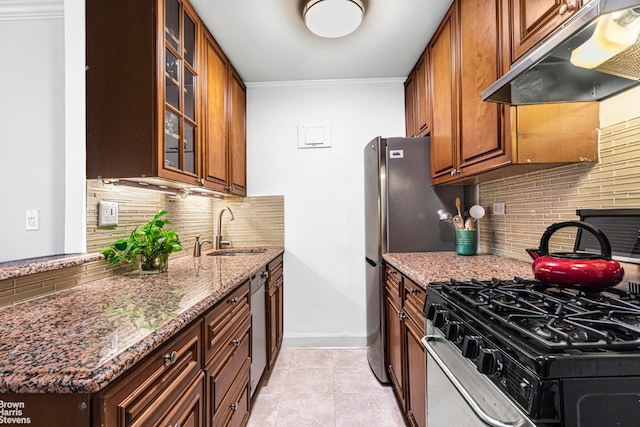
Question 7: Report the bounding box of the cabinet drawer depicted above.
[211,359,250,427]
[385,265,402,302]
[93,320,202,427]
[206,313,251,415]
[403,277,425,333]
[158,372,204,427]
[267,255,284,288]
[203,281,250,363]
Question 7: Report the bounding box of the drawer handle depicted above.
[407,288,418,294]
[232,339,241,347]
[230,402,238,411]
[163,350,178,365]
[229,297,239,305]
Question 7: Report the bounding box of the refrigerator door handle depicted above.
[366,257,378,267]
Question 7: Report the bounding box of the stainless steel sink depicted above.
[207,249,266,257]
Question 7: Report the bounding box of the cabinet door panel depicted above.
[229,69,247,196]
[511,0,578,61]
[386,295,404,405]
[429,6,457,180]
[416,54,430,136]
[459,0,508,169]
[404,74,417,137]
[203,32,229,191]
[406,317,426,427]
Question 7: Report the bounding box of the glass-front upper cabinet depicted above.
[163,0,198,176]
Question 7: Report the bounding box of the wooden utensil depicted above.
[453,197,464,229]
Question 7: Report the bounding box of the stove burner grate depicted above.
[438,278,640,351]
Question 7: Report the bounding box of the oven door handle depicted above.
[422,336,526,427]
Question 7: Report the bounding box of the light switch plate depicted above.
[26,210,39,231]
[99,201,119,227]
[493,202,506,215]
[297,123,332,149]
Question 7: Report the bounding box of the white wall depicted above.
[246,79,406,347]
[0,16,66,262]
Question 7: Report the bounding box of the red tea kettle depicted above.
[526,221,624,289]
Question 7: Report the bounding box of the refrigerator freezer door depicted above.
[366,258,388,383]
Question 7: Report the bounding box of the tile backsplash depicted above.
[479,116,640,262]
[0,182,284,307]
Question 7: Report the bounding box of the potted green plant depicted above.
[102,210,183,273]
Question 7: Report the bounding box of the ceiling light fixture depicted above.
[303,0,365,39]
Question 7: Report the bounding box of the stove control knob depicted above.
[445,321,462,341]
[425,304,441,321]
[461,336,482,359]
[476,348,503,377]
[433,310,448,328]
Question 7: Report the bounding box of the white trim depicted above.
[245,77,406,89]
[282,336,367,348]
[64,0,87,254]
[0,0,63,20]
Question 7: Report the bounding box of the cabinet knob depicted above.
[229,297,239,305]
[198,178,204,186]
[398,311,406,320]
[230,402,239,411]
[558,1,576,15]
[407,287,418,294]
[163,350,178,365]
[232,339,241,347]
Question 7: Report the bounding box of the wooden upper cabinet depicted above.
[426,0,598,185]
[404,73,417,137]
[404,52,430,137]
[510,0,584,62]
[86,0,247,196]
[202,32,229,192]
[429,4,458,180]
[457,0,511,177]
[228,69,247,197]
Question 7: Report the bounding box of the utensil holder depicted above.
[455,229,476,256]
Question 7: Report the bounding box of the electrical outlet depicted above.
[493,202,506,215]
[99,201,119,227]
[26,210,40,231]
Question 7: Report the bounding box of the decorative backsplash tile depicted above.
[479,116,640,262]
[0,182,285,307]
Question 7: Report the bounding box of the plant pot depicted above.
[140,254,169,274]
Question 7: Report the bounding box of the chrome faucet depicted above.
[193,236,212,257]
[216,207,234,250]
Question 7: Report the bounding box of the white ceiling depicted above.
[189,0,454,83]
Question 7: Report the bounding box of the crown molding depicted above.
[0,0,63,21]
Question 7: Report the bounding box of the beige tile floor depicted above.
[247,348,407,427]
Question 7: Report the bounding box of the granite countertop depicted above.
[0,248,283,394]
[383,252,534,288]
[0,253,105,281]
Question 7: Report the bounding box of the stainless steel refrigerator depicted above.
[364,136,463,383]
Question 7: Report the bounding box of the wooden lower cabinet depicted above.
[93,320,203,427]
[386,292,405,406]
[266,254,284,371]
[94,278,259,427]
[385,265,427,427]
[207,317,251,427]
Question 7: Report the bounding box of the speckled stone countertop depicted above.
[383,252,534,288]
[0,248,283,394]
[0,253,104,281]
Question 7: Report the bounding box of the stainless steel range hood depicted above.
[483,0,640,105]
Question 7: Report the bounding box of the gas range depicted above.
[423,277,640,426]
